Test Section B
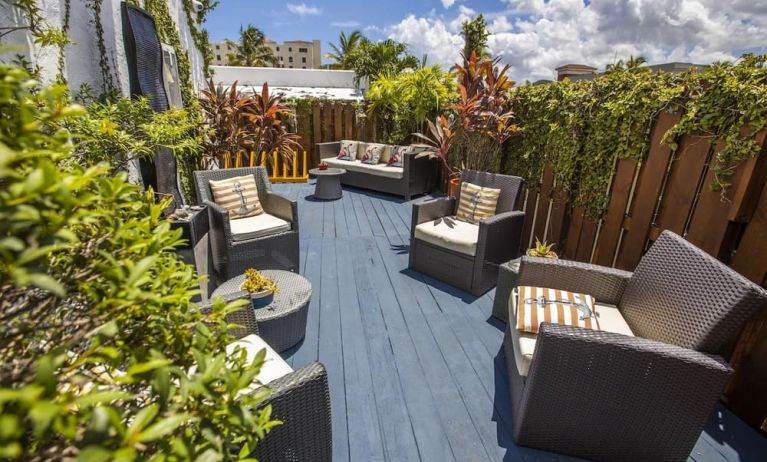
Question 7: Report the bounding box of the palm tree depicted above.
[227,25,277,67]
[325,30,363,69]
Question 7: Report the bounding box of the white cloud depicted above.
[331,21,361,28]
[287,3,321,16]
[441,0,456,8]
[388,0,767,82]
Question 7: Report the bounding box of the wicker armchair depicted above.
[193,168,299,283]
[408,170,525,296]
[202,301,332,461]
[503,230,767,462]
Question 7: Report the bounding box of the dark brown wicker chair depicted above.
[503,230,767,462]
[194,168,299,283]
[408,170,525,296]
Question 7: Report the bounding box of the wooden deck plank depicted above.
[266,183,764,462]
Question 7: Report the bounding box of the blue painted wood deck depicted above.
[270,181,767,462]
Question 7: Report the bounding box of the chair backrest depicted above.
[193,167,271,205]
[619,230,767,355]
[458,170,524,214]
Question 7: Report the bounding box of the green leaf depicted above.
[137,413,191,442]
[126,403,159,438]
[26,273,66,297]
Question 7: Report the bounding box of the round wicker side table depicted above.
[310,167,346,200]
[211,270,311,352]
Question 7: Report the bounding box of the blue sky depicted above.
[204,1,767,82]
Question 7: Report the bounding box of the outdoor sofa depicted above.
[194,167,299,284]
[317,141,437,200]
[503,230,767,461]
[409,170,526,296]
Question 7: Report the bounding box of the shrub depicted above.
[0,64,278,460]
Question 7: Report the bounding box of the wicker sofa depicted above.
[204,300,331,461]
[194,167,300,284]
[317,141,437,200]
[503,231,767,462]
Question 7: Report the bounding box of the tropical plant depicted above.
[527,238,559,258]
[461,14,489,59]
[346,38,419,85]
[325,30,363,69]
[227,24,277,67]
[412,114,459,178]
[0,63,279,460]
[606,55,648,73]
[199,79,302,168]
[240,269,279,294]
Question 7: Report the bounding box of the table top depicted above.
[211,270,311,319]
[310,167,346,176]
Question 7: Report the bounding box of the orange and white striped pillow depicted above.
[456,182,500,223]
[209,175,264,219]
[515,286,598,334]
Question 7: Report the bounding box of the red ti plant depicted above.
[243,82,303,168]
[412,114,459,179]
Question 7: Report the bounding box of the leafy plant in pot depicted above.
[241,268,279,308]
[527,238,559,259]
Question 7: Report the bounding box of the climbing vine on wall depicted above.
[2,0,70,79]
[182,0,214,77]
[504,54,767,219]
[86,0,115,94]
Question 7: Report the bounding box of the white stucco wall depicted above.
[210,66,366,90]
[0,0,204,97]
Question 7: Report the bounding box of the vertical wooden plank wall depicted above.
[294,101,361,167]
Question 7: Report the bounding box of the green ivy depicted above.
[505,54,767,218]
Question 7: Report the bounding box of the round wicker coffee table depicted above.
[310,168,346,200]
[211,270,311,352]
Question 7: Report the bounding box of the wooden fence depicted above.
[513,112,767,433]
[294,101,373,167]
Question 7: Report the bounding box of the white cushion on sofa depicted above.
[509,292,635,376]
[230,213,291,241]
[227,334,293,385]
[323,157,404,179]
[414,216,479,256]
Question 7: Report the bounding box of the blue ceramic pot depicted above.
[250,290,274,309]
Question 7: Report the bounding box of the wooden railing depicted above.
[221,150,309,183]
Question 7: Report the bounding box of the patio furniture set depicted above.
[191,138,767,461]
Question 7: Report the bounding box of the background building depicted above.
[211,39,321,69]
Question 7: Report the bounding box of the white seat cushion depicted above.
[230,213,291,241]
[226,334,293,385]
[414,216,479,256]
[509,290,635,376]
[323,157,404,179]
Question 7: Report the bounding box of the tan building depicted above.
[209,39,321,69]
[210,41,236,66]
[266,39,321,69]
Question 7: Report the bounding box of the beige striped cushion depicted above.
[516,286,598,334]
[456,182,500,223]
[209,175,264,219]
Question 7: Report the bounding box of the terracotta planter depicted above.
[448,178,461,198]
[250,290,275,309]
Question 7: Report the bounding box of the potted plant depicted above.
[318,160,329,171]
[526,238,558,259]
[240,268,279,308]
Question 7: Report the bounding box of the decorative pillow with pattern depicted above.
[379,145,394,164]
[387,146,407,167]
[337,140,357,160]
[209,175,264,219]
[456,182,500,223]
[362,143,386,164]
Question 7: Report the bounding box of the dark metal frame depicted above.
[317,142,437,200]
[503,231,767,462]
[193,167,300,284]
[408,170,525,296]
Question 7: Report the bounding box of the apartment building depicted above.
[209,39,321,69]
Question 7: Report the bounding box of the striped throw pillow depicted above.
[515,286,598,334]
[209,175,264,219]
[456,182,500,223]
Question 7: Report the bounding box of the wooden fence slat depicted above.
[312,102,322,166]
[548,187,568,248]
[731,179,767,283]
[614,112,679,270]
[520,188,538,252]
[593,159,637,266]
[576,219,599,262]
[654,134,711,234]
[344,106,354,140]
[533,164,554,243]
[728,130,767,221]
[333,103,343,141]
[563,207,585,260]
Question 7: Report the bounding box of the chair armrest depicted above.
[317,142,341,160]
[517,256,632,305]
[477,210,525,264]
[253,362,331,461]
[515,323,732,461]
[263,191,298,231]
[204,199,233,246]
[411,197,456,229]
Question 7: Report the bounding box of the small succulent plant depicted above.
[527,238,558,259]
[240,268,279,294]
